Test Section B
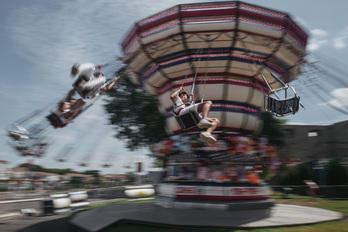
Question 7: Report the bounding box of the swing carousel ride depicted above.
[4,0,348,212]
[121,1,307,208]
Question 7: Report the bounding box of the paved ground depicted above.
[69,202,343,232]
[0,187,125,225]
[0,197,122,232]
[0,199,344,232]
[1,213,70,232]
[0,198,44,221]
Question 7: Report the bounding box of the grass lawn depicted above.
[85,193,348,232]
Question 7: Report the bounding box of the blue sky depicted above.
[1,0,348,173]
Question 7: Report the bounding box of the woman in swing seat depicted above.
[170,86,220,144]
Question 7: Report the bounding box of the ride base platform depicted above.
[68,202,342,232]
[68,181,341,231]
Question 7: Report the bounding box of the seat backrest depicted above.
[46,114,66,128]
[175,111,201,130]
[265,95,300,117]
[72,77,88,98]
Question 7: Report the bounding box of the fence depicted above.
[85,184,348,200]
[272,185,348,199]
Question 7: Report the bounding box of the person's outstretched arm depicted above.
[102,77,118,92]
[170,87,184,102]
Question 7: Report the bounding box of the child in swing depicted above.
[170,86,220,144]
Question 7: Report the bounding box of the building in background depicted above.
[280,120,348,162]
[0,160,10,181]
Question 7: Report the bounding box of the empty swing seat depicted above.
[265,95,300,117]
[175,111,201,130]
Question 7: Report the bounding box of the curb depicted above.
[0,212,22,221]
[0,198,45,204]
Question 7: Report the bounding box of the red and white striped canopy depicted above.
[121,1,308,135]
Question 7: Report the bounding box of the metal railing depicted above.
[272,185,348,199]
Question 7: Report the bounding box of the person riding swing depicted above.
[70,63,118,99]
[170,86,220,144]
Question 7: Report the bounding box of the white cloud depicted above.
[311,29,328,37]
[333,26,348,49]
[78,112,105,121]
[331,88,348,100]
[307,29,329,51]
[9,0,212,82]
[10,1,119,82]
[327,88,348,107]
[285,121,308,125]
[293,17,308,29]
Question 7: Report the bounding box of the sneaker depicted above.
[200,132,217,144]
[197,118,213,129]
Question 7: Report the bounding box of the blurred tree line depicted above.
[279,157,348,185]
[104,67,166,150]
[18,163,100,177]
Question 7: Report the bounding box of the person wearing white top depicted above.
[69,63,118,99]
[71,63,101,81]
[170,86,220,144]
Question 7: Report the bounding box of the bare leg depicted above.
[70,99,85,113]
[206,118,220,134]
[65,89,76,102]
[199,117,220,144]
[198,101,212,119]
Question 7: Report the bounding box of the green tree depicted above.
[297,162,313,181]
[104,68,167,150]
[69,176,84,186]
[45,168,75,175]
[17,163,79,175]
[18,163,45,172]
[279,162,313,185]
[125,172,136,184]
[280,168,300,185]
[327,157,348,185]
[84,170,101,185]
[83,170,99,177]
[260,112,286,146]
[153,157,164,168]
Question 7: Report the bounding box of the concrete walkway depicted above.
[0,198,123,232]
[0,198,45,222]
[242,204,343,227]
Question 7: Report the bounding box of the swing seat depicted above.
[73,77,113,99]
[72,77,90,99]
[175,111,201,130]
[265,94,300,117]
[260,71,302,117]
[8,131,29,140]
[46,113,67,128]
